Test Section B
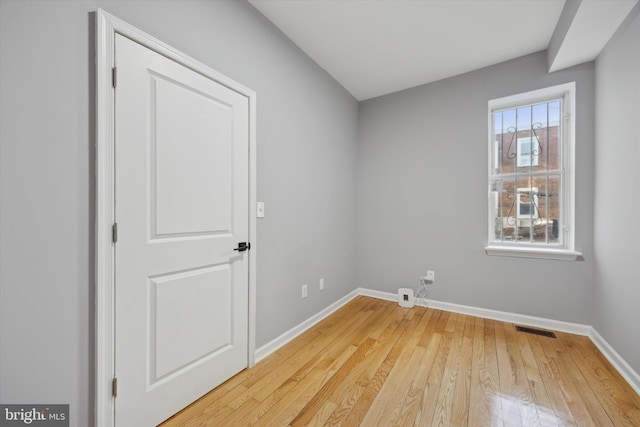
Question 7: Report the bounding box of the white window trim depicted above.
[486,82,581,261]
[485,244,581,261]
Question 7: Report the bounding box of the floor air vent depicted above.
[515,325,557,338]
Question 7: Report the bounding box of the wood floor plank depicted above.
[288,336,378,426]
[430,313,468,427]
[254,330,369,426]
[503,323,540,426]
[251,368,329,427]
[482,319,505,427]
[379,310,442,426]
[338,310,431,427]
[223,297,373,392]
[495,319,524,427]
[561,333,640,425]
[288,301,395,384]
[158,297,640,427]
[380,311,448,426]
[414,311,454,425]
[290,305,415,426]
[353,311,422,425]
[246,300,379,403]
[370,308,434,426]
[525,333,577,427]
[237,345,358,427]
[335,308,428,426]
[306,399,338,427]
[320,307,428,425]
[514,329,559,427]
[468,316,490,427]
[550,332,613,427]
[538,331,600,427]
[395,332,443,426]
[450,314,474,427]
[589,338,640,410]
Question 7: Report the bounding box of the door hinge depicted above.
[112,223,118,244]
[112,67,117,88]
[112,377,118,398]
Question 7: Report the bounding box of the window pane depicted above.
[498,109,516,173]
[547,174,561,244]
[492,177,517,241]
[493,102,562,174]
[516,107,530,174]
[546,101,561,171]
[493,113,502,173]
[531,178,548,244]
[517,178,534,241]
[490,175,562,245]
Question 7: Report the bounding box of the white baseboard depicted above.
[359,288,591,336]
[254,289,360,362]
[589,327,640,396]
[254,287,640,396]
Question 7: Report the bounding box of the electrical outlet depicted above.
[302,284,308,298]
[319,278,325,291]
[426,270,435,281]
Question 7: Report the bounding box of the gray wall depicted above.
[357,52,595,324]
[2,0,638,425]
[0,1,358,425]
[593,5,640,375]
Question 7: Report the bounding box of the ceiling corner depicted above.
[548,0,639,72]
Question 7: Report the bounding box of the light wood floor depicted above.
[160,296,640,426]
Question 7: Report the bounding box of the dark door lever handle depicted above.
[234,242,250,252]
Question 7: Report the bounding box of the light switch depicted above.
[257,202,265,218]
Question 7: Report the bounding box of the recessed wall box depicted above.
[398,288,415,308]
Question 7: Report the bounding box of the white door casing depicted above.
[96,10,257,427]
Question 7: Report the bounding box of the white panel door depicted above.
[114,34,249,427]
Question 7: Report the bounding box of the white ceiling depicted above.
[249,0,638,101]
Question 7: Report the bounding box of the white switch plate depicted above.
[426,270,435,281]
[319,278,325,291]
[257,201,265,218]
[302,284,308,298]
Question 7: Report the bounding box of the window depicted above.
[486,83,580,260]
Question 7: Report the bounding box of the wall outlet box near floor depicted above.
[398,288,415,308]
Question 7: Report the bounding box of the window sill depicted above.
[485,245,582,261]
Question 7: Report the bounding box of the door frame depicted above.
[95,9,257,427]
